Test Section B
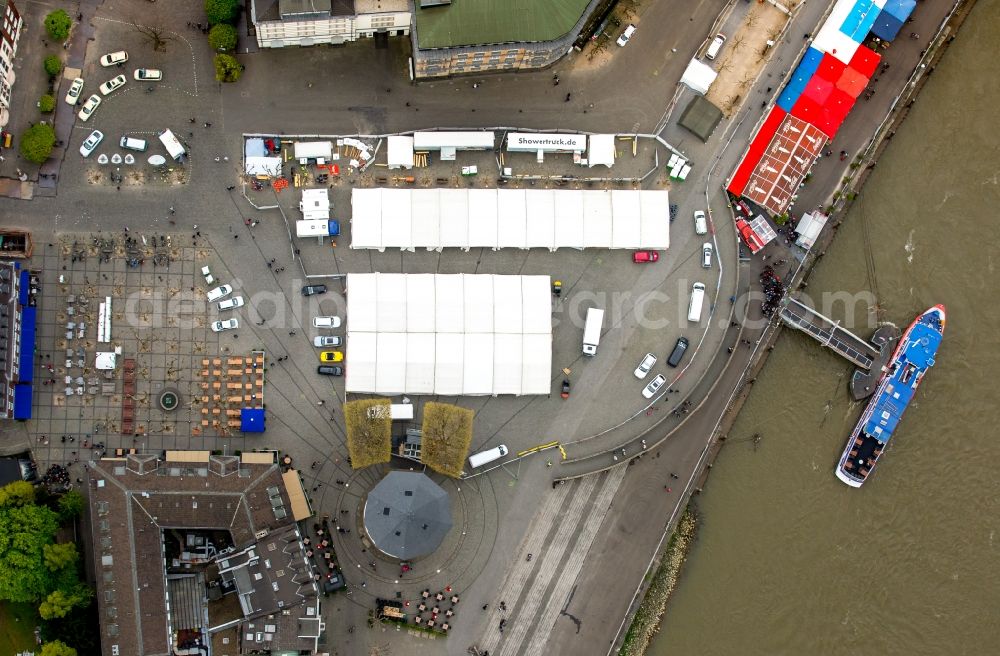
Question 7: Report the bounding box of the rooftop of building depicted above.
[87,452,318,656]
[414,0,592,50]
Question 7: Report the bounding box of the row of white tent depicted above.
[345,273,552,396]
[350,188,670,252]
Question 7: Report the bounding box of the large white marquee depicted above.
[345,273,553,396]
[350,188,670,252]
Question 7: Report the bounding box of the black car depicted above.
[301,284,328,296]
[323,570,346,594]
[667,337,689,367]
[317,365,343,376]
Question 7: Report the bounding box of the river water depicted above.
[649,2,1000,654]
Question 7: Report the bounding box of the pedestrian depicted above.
[565,93,571,102]
[500,601,507,611]
[766,86,772,92]
[482,603,489,611]
[226,185,235,191]
[169,207,175,214]
[233,334,238,339]
[190,117,196,123]
[234,234,239,239]
[317,400,325,406]
[204,122,212,128]
[670,473,679,479]
[289,330,296,336]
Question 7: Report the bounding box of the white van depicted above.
[469,444,508,469]
[158,129,186,161]
[582,307,605,356]
[120,136,147,152]
[688,282,706,322]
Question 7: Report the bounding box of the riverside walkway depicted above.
[778,297,880,370]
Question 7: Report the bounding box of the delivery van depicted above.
[158,129,186,161]
[119,136,147,152]
[688,282,706,322]
[582,307,604,356]
[469,444,508,469]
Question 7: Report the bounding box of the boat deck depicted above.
[840,432,884,482]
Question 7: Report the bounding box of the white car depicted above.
[313,335,343,347]
[218,296,244,311]
[312,316,342,329]
[79,130,104,158]
[206,285,233,302]
[211,318,239,333]
[702,243,714,268]
[642,374,667,399]
[133,68,162,81]
[100,51,128,67]
[617,24,637,47]
[99,74,127,96]
[64,77,84,105]
[201,266,215,285]
[633,353,657,379]
[694,210,708,235]
[78,94,101,122]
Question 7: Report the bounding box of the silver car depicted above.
[218,296,244,311]
[99,74,127,96]
[206,284,233,302]
[77,94,101,122]
[642,374,667,399]
[211,318,238,333]
[79,130,104,158]
[313,335,343,347]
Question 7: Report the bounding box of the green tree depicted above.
[40,640,77,656]
[208,23,237,52]
[0,503,60,602]
[43,542,78,573]
[44,10,72,41]
[0,480,36,507]
[213,54,242,83]
[205,0,239,25]
[39,94,56,113]
[44,55,62,78]
[57,490,85,521]
[19,124,56,164]
[39,589,76,619]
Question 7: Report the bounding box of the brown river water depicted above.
[650,1,1000,654]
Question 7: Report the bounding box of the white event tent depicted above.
[345,273,552,396]
[350,188,669,252]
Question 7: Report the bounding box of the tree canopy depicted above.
[44,10,72,41]
[0,502,61,602]
[39,584,92,620]
[213,54,242,83]
[0,480,36,507]
[44,55,62,78]
[40,640,78,656]
[43,542,78,573]
[209,23,237,52]
[57,490,85,521]
[205,0,239,25]
[19,123,57,164]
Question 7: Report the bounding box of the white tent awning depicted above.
[680,59,719,95]
[387,136,414,169]
[587,134,616,168]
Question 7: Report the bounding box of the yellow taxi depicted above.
[319,351,344,363]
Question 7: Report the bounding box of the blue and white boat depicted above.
[835,305,946,488]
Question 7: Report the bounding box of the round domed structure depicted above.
[363,471,452,560]
[158,388,180,411]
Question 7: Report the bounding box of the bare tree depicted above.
[732,35,746,52]
[131,11,174,52]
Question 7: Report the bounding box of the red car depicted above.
[632,251,659,263]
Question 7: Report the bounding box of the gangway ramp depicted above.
[779,298,879,370]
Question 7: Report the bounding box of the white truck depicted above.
[158,129,186,161]
[582,307,604,356]
[468,445,508,469]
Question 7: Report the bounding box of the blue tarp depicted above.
[871,12,905,41]
[840,0,881,42]
[18,306,36,383]
[17,267,27,306]
[882,0,917,21]
[13,384,32,420]
[241,408,266,432]
[777,48,824,112]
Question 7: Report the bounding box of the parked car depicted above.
[302,284,328,296]
[218,296,244,311]
[642,374,667,399]
[617,24,637,47]
[667,337,690,367]
[314,335,342,347]
[313,316,342,328]
[119,136,148,152]
[706,33,727,60]
[633,353,657,379]
[78,94,101,122]
[632,250,659,263]
[133,68,162,81]
[99,74,127,96]
[319,350,344,363]
[206,284,233,302]
[317,365,344,377]
[702,243,714,268]
[64,77,84,105]
[79,130,104,158]
[694,210,708,235]
[211,318,238,333]
[201,266,214,285]
[99,50,128,67]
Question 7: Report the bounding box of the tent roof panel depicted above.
[497,189,527,249]
[467,189,498,248]
[435,274,465,333]
[434,334,465,396]
[464,275,495,334]
[344,331,377,393]
[347,273,378,332]
[493,276,523,334]
[493,334,523,395]
[525,190,555,248]
[583,190,613,248]
[375,332,406,395]
[611,190,642,249]
[405,333,436,394]
[463,334,494,395]
[406,274,436,333]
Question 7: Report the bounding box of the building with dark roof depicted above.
[0,260,38,420]
[363,471,452,560]
[87,451,322,656]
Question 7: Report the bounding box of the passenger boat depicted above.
[835,305,946,487]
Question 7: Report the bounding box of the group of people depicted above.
[42,464,71,490]
[759,265,786,317]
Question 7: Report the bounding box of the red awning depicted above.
[802,76,835,105]
[848,45,881,78]
[836,66,869,98]
[726,105,787,197]
[814,53,847,83]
